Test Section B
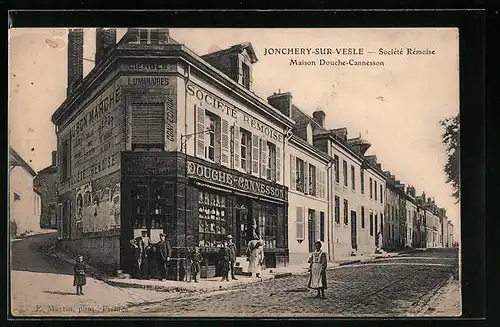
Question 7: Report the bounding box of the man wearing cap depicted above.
[227,235,238,280]
[157,233,172,281]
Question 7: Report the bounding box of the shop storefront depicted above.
[120,151,288,278]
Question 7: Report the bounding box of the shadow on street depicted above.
[10,231,74,276]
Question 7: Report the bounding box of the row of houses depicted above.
[48,28,455,274]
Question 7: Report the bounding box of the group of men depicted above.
[129,231,239,281]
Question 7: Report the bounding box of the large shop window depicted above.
[132,103,165,150]
[259,203,278,249]
[334,196,340,224]
[334,155,340,183]
[197,191,227,247]
[131,184,169,232]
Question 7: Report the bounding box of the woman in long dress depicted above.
[247,239,264,278]
[308,241,327,299]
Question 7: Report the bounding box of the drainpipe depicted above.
[284,128,292,259]
[184,64,191,143]
[326,159,334,261]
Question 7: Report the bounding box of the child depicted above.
[191,247,203,283]
[73,254,87,295]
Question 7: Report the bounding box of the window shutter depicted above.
[195,105,205,158]
[149,103,165,145]
[260,139,267,178]
[304,161,309,194]
[296,206,304,239]
[132,104,149,144]
[316,169,320,198]
[276,145,281,183]
[290,154,296,190]
[252,134,259,175]
[233,125,240,169]
[220,119,229,166]
[315,211,321,241]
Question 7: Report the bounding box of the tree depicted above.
[440,114,460,203]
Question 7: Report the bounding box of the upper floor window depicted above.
[369,177,373,199]
[334,155,340,183]
[308,164,317,196]
[374,180,378,201]
[266,142,277,181]
[204,113,221,162]
[61,139,71,180]
[138,29,160,44]
[380,184,383,204]
[343,160,348,187]
[360,169,365,194]
[132,102,165,150]
[343,199,349,225]
[240,129,252,173]
[370,210,374,236]
[296,158,305,193]
[361,206,365,228]
[351,165,356,190]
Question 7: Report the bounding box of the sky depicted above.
[8,28,460,240]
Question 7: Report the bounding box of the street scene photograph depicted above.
[8,27,461,318]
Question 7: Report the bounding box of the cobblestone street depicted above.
[104,248,460,317]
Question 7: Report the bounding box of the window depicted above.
[242,62,251,89]
[320,212,325,242]
[61,139,70,180]
[138,29,160,44]
[296,158,305,193]
[334,155,339,183]
[266,142,277,181]
[343,199,348,225]
[351,165,356,190]
[296,207,304,240]
[240,129,252,173]
[343,160,348,187]
[204,113,220,161]
[374,180,378,201]
[360,169,365,194]
[370,211,374,236]
[260,204,278,249]
[380,184,383,203]
[380,213,384,233]
[335,196,340,224]
[132,103,165,150]
[361,206,365,228]
[308,164,317,196]
[369,177,373,199]
[198,191,228,247]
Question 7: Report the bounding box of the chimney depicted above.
[376,163,382,170]
[95,28,117,64]
[51,151,58,167]
[268,92,293,117]
[312,110,326,127]
[67,28,84,96]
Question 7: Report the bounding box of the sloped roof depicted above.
[9,146,37,176]
[202,42,258,63]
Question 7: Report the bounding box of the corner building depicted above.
[52,29,294,275]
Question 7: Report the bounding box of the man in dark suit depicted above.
[227,235,238,280]
[157,233,172,281]
[130,230,152,279]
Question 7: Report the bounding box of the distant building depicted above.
[9,146,41,237]
[34,151,58,229]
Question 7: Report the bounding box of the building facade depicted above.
[34,151,58,229]
[52,29,293,274]
[9,146,41,237]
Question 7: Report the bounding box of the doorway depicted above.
[351,210,357,250]
[308,209,316,253]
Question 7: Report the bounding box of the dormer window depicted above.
[137,29,160,44]
[242,62,251,89]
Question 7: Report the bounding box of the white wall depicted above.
[10,167,40,236]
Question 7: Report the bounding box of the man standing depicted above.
[157,233,172,281]
[130,230,151,279]
[227,235,238,280]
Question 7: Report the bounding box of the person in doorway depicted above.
[73,254,87,296]
[130,230,152,279]
[219,240,230,282]
[247,239,264,278]
[227,235,238,280]
[190,247,203,283]
[157,233,172,281]
[308,240,328,299]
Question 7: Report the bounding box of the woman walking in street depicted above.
[247,239,264,278]
[73,254,87,296]
[308,241,327,299]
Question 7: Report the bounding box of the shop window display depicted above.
[198,191,227,247]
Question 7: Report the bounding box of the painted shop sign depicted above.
[125,76,170,87]
[186,83,284,143]
[123,62,177,72]
[122,153,178,176]
[187,161,287,201]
